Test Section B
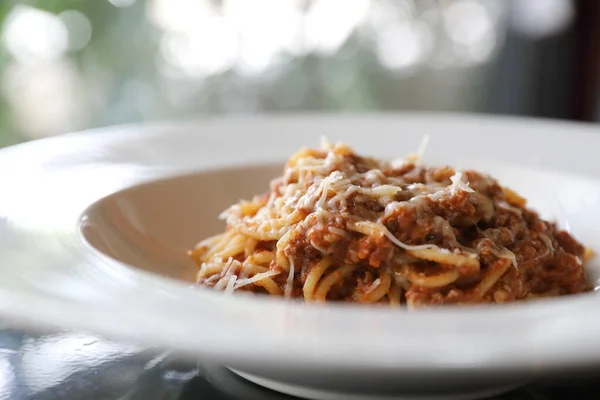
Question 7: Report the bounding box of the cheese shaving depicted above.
[234,270,280,290]
[320,136,332,150]
[224,275,237,294]
[449,171,475,193]
[284,256,295,298]
[404,134,431,163]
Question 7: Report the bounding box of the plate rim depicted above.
[2,112,600,372]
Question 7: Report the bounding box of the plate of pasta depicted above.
[1,114,600,400]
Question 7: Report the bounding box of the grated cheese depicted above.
[320,136,332,150]
[234,270,280,290]
[416,134,430,161]
[491,248,518,268]
[224,275,237,294]
[449,171,475,193]
[284,256,295,298]
[359,220,442,252]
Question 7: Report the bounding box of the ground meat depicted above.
[195,142,593,307]
[555,230,585,258]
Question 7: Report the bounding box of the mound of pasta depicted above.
[190,141,592,307]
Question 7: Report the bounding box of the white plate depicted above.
[2,113,600,400]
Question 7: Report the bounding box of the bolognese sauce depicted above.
[190,140,592,307]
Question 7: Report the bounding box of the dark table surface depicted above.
[0,328,598,400]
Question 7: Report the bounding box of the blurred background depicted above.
[0,0,599,148]
[0,3,599,398]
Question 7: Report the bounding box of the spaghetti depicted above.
[190,141,592,307]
